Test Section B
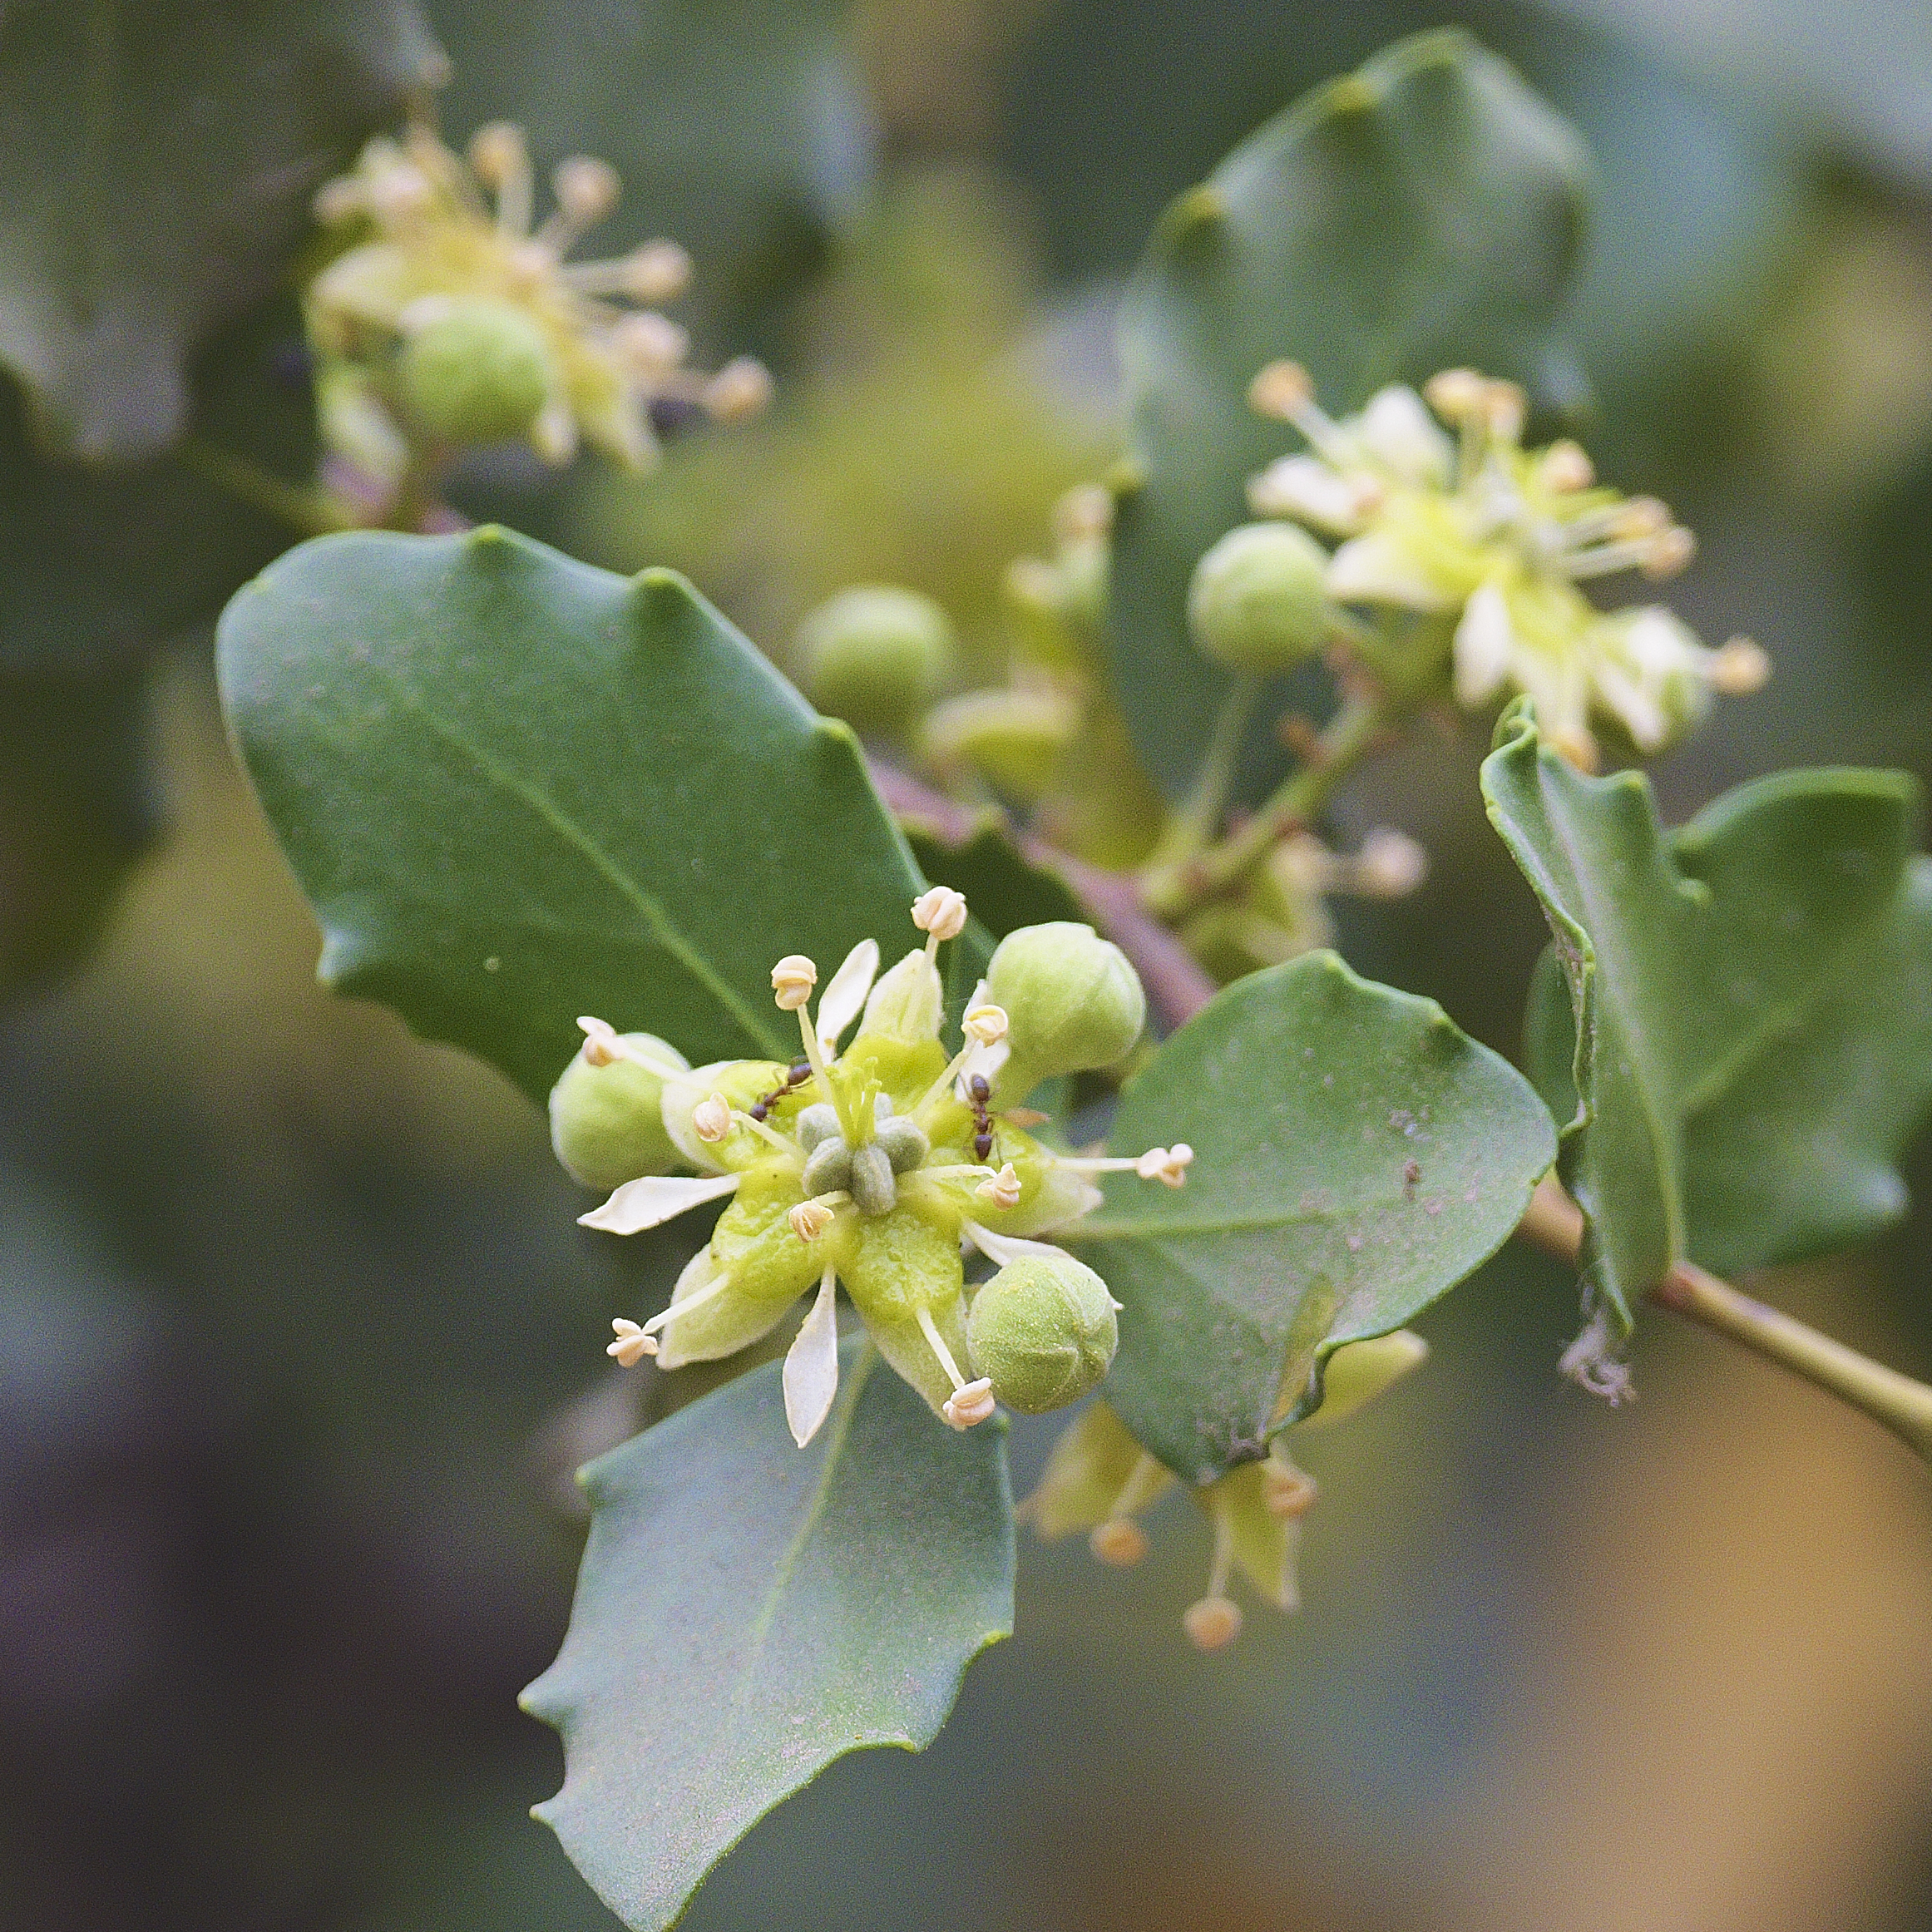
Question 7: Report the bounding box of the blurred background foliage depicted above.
[2,1,1931,1927]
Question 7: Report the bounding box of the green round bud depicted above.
[966,1253,1119,1414]
[920,689,1078,803]
[984,922,1145,1094]
[397,297,556,446]
[1187,521,1332,674]
[548,1033,689,1189]
[796,586,956,737]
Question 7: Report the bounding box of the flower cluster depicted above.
[1243,361,1769,768]
[305,118,770,489]
[552,890,1188,1446]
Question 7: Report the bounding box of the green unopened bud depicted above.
[860,947,944,1045]
[966,1253,1119,1414]
[548,1033,688,1188]
[921,689,1080,803]
[1188,521,1332,674]
[1299,1329,1429,1430]
[983,922,1145,1097]
[797,586,955,737]
[397,297,556,445]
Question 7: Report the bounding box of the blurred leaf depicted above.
[0,297,323,672]
[1524,833,1932,1286]
[1109,28,1591,798]
[425,0,868,342]
[1487,699,1920,1333]
[0,661,157,1004]
[217,526,925,1103]
[0,0,440,459]
[521,1337,1013,1932]
[1071,950,1554,1484]
[905,816,1085,939]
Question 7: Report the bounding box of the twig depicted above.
[870,762,1218,1033]
[1517,1174,1932,1465]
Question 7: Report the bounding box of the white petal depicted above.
[1353,385,1452,485]
[1327,533,1456,611]
[577,1170,741,1235]
[817,937,879,1054]
[961,1221,1077,1269]
[783,1272,841,1447]
[1453,581,1515,705]
[1248,455,1366,534]
[1618,606,1702,674]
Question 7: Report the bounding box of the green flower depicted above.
[1243,361,1769,768]
[569,890,1193,1447]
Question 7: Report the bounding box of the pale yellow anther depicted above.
[1052,482,1114,545]
[1248,359,1313,421]
[1261,1462,1318,1520]
[1611,497,1671,540]
[942,1378,996,1430]
[1089,1518,1149,1567]
[608,1318,657,1366]
[1642,526,1696,580]
[962,1003,1009,1047]
[703,357,773,422]
[911,886,969,942]
[1709,636,1771,695]
[467,121,528,190]
[692,1093,733,1144]
[1352,828,1429,899]
[976,1164,1023,1211]
[1483,380,1527,442]
[772,955,818,1010]
[1422,368,1486,421]
[1182,1595,1243,1652]
[1540,439,1594,492]
[611,310,689,376]
[1135,1144,1194,1187]
[313,175,365,225]
[620,239,692,304]
[553,156,620,225]
[577,1015,622,1066]
[369,166,433,223]
[789,1200,834,1243]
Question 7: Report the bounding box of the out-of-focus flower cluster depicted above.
[305,120,770,493]
[1244,361,1769,768]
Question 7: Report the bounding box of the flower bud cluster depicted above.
[551,897,1187,1447]
[304,117,769,489]
[1241,360,1770,768]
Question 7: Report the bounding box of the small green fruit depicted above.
[920,689,1079,802]
[796,586,955,737]
[1188,521,1332,674]
[966,1253,1119,1413]
[548,1033,688,1189]
[398,297,556,445]
[984,921,1145,1096]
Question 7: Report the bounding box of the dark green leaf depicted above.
[0,0,439,459]
[1070,950,1555,1484]
[1109,29,1591,796]
[216,526,926,1101]
[522,1338,1013,1932]
[0,660,158,1004]
[1488,699,1920,1331]
[426,0,867,341]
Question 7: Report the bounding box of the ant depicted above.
[749,1060,813,1122]
[968,1073,996,1163]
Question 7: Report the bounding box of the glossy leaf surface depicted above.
[1071,950,1554,1484]
[217,526,925,1101]
[1488,700,1920,1327]
[0,0,438,459]
[523,1339,1013,1931]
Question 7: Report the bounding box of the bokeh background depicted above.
[4,2,1932,1927]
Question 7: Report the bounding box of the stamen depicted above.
[916,1306,996,1428]
[1089,1519,1148,1565]
[1182,1504,1243,1651]
[771,955,818,1010]
[733,1109,799,1158]
[1247,359,1348,462]
[788,1197,844,1242]
[691,1093,732,1144]
[575,1015,689,1080]
[1262,1457,1318,1520]
[1539,439,1594,492]
[607,1317,655,1365]
[1134,1144,1194,1186]
[962,1003,1009,1046]
[702,357,773,422]
[976,1164,1022,1210]
[1707,636,1770,694]
[912,886,969,955]
[638,1262,736,1340]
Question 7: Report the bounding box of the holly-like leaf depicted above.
[1068,950,1555,1485]
[216,526,926,1102]
[1109,29,1591,797]
[1487,699,1920,1332]
[521,1338,1013,1932]
[0,0,441,460]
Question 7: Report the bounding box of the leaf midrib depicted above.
[356,658,785,1057]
